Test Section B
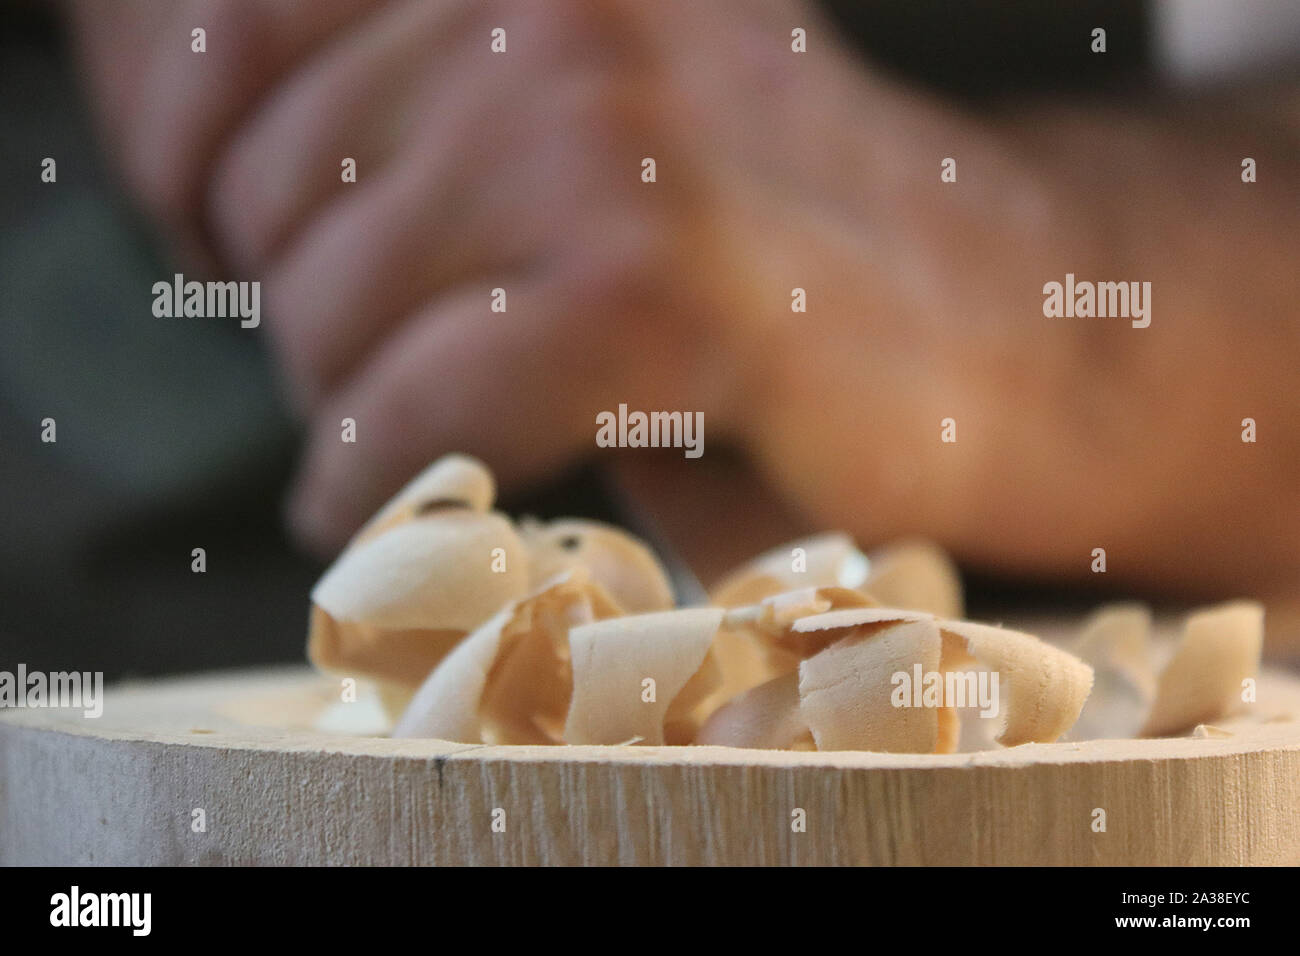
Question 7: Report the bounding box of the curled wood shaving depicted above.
[312,514,529,634]
[792,607,1093,748]
[731,585,877,632]
[709,534,962,618]
[1141,600,1264,737]
[564,608,724,745]
[702,605,1091,751]
[798,619,947,752]
[698,587,875,715]
[937,619,1093,747]
[710,532,870,607]
[309,456,529,688]
[309,454,673,695]
[519,518,675,612]
[729,585,877,663]
[1065,604,1155,741]
[1058,601,1264,740]
[695,672,814,750]
[857,539,964,619]
[1193,724,1233,738]
[354,453,496,544]
[308,455,1267,755]
[393,570,622,743]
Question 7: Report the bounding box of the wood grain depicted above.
[2,665,1299,865]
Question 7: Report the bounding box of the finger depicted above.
[74,0,375,236]
[285,272,611,555]
[260,68,646,406]
[284,198,723,558]
[206,0,480,272]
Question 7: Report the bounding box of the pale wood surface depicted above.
[3,664,1299,865]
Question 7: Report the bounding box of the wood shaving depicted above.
[710,534,962,617]
[1141,601,1264,737]
[937,619,1093,747]
[1061,600,1263,740]
[392,570,622,743]
[305,456,1268,754]
[799,619,947,752]
[308,455,672,698]
[1064,604,1155,741]
[519,518,676,612]
[564,608,723,745]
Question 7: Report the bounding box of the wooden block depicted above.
[2,665,1299,865]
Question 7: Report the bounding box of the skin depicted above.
[64,0,1300,602]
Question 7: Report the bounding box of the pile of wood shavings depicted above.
[306,455,1263,752]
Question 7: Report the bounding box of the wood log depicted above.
[3,663,1298,865]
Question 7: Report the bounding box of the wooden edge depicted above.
[4,666,1300,864]
[2,665,1298,770]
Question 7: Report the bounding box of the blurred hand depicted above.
[73,0,913,548]
[68,0,1300,600]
